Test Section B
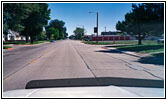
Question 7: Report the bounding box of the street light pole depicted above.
[96,12,98,43]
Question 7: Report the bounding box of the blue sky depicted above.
[48,3,133,36]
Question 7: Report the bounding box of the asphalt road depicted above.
[3,40,164,91]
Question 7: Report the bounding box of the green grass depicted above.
[3,46,12,49]
[84,40,164,54]
[115,44,164,54]
[84,41,113,45]
[3,41,48,45]
[3,42,26,45]
[29,41,46,44]
[84,40,158,45]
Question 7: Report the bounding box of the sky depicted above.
[48,3,133,36]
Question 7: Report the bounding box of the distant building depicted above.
[87,34,131,41]
[101,31,121,35]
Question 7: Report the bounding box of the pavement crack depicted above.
[143,70,164,80]
[72,44,97,78]
[104,53,149,70]
[103,53,163,80]
[125,64,138,70]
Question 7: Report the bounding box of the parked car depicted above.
[50,40,55,42]
[157,39,164,44]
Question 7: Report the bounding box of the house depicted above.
[3,30,26,41]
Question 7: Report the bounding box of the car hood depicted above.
[3,85,164,98]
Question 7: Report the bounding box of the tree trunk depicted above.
[138,34,142,45]
[5,36,8,41]
[26,35,29,43]
[138,38,142,45]
[137,22,142,45]
[30,36,34,43]
[25,33,30,43]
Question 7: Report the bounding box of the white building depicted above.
[3,30,26,41]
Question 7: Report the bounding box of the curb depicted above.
[3,48,13,51]
[7,48,13,50]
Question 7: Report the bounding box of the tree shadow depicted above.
[25,77,164,89]
[95,49,123,54]
[105,45,133,48]
[114,45,163,52]
[95,49,141,57]
[138,53,164,65]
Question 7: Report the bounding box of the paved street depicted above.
[3,40,164,91]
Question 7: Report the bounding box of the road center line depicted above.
[3,45,57,83]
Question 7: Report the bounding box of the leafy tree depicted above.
[50,34,54,40]
[21,3,50,43]
[46,27,59,40]
[35,31,46,41]
[73,27,84,40]
[64,33,68,39]
[116,3,164,45]
[54,29,59,40]
[69,35,75,40]
[3,3,30,32]
[46,19,67,40]
[3,3,50,43]
[3,3,32,41]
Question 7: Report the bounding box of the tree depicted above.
[73,27,84,40]
[21,3,50,43]
[69,35,75,40]
[54,29,59,40]
[3,3,51,43]
[35,31,46,41]
[46,19,67,40]
[116,3,164,45]
[3,3,32,40]
[46,27,59,40]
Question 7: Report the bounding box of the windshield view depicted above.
[2,2,165,98]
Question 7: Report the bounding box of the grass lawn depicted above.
[3,46,12,49]
[83,41,113,45]
[84,40,158,45]
[84,40,164,65]
[3,40,48,45]
[84,40,164,54]
[115,44,164,54]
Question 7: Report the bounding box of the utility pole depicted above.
[96,12,98,43]
[89,11,99,43]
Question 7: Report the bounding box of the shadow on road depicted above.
[25,77,163,89]
[138,53,164,65]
